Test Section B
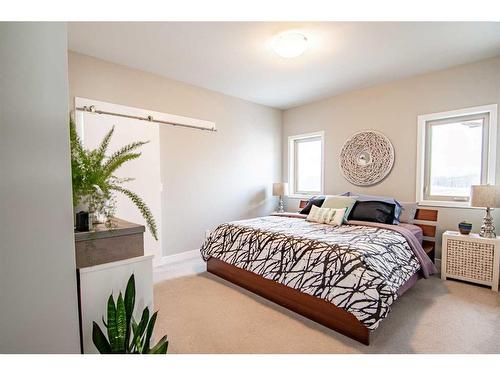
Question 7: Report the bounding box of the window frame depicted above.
[288,131,325,198]
[416,104,497,208]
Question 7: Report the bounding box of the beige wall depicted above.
[68,51,500,261]
[1,23,80,353]
[68,52,282,257]
[283,56,500,259]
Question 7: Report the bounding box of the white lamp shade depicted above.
[470,185,500,208]
[272,182,289,196]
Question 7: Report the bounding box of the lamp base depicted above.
[479,207,496,238]
[278,196,285,213]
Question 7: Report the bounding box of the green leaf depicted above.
[131,316,143,354]
[103,153,141,180]
[137,307,150,339]
[106,294,119,352]
[148,335,168,354]
[115,292,127,353]
[110,185,158,240]
[142,311,158,353]
[69,119,92,207]
[130,316,138,349]
[94,126,114,165]
[124,274,136,351]
[131,316,138,333]
[103,141,148,174]
[92,321,111,354]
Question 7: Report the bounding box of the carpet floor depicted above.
[153,273,500,353]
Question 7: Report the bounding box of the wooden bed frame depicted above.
[207,201,438,345]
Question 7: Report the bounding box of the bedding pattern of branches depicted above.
[200,216,421,330]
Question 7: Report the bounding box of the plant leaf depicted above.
[106,294,119,353]
[142,311,158,353]
[148,335,168,354]
[137,306,150,340]
[110,185,158,240]
[103,141,148,174]
[69,119,92,207]
[103,153,141,180]
[94,126,114,166]
[92,321,111,354]
[124,274,136,351]
[115,292,127,353]
[131,316,143,354]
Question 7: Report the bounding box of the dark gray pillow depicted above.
[299,196,326,215]
[343,192,402,224]
[348,201,396,224]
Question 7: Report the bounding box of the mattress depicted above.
[201,215,435,330]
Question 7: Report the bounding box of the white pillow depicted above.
[307,205,346,226]
[400,202,418,224]
[306,205,332,223]
[321,195,357,222]
[330,207,347,226]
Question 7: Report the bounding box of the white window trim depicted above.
[416,104,497,208]
[288,131,325,198]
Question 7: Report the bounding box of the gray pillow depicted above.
[400,202,418,224]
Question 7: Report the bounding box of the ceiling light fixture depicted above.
[271,32,308,58]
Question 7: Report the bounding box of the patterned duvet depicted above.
[200,216,432,330]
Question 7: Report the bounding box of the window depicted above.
[416,105,497,207]
[288,132,324,196]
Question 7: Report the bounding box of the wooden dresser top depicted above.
[75,217,145,242]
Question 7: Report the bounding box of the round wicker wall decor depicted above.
[339,130,394,186]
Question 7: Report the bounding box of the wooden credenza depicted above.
[75,218,145,268]
[74,218,153,353]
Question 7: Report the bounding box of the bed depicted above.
[200,201,438,345]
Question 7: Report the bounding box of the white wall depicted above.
[68,52,282,257]
[283,56,500,259]
[0,23,80,353]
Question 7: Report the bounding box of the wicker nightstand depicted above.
[441,231,500,291]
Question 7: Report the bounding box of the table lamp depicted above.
[272,182,289,213]
[471,184,500,238]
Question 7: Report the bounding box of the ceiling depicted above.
[68,22,500,109]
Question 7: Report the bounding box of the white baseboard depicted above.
[153,249,206,284]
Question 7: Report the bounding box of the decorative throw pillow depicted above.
[399,202,418,224]
[320,195,357,222]
[348,201,395,224]
[329,207,347,226]
[342,192,402,224]
[299,195,326,215]
[306,205,333,224]
[307,205,346,226]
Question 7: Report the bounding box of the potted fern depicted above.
[93,274,168,354]
[70,120,157,239]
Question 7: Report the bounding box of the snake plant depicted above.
[92,274,168,354]
[70,119,158,240]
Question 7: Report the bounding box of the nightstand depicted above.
[441,231,500,291]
